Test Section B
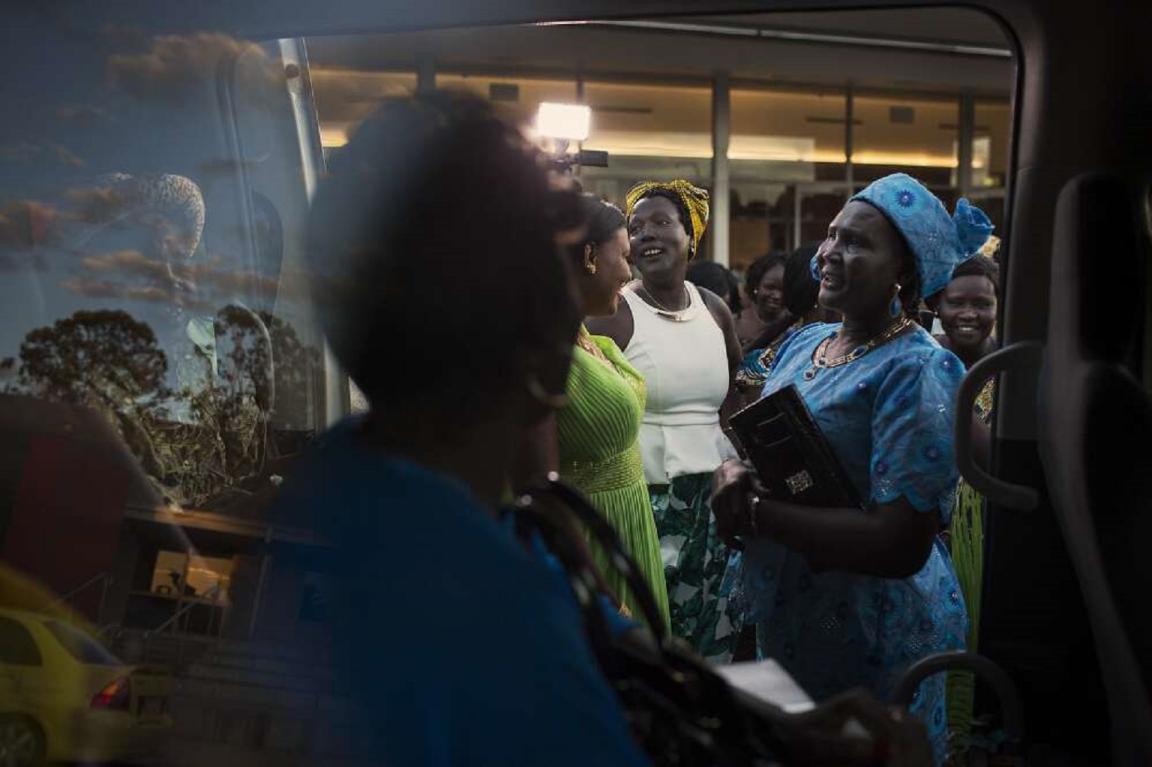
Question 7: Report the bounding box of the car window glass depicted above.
[0,615,43,666]
[43,620,121,665]
[0,7,1014,763]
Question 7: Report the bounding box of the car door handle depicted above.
[955,341,1043,510]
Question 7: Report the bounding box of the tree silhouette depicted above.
[0,357,16,394]
[12,306,322,512]
[17,309,170,478]
[214,306,321,431]
[18,309,167,409]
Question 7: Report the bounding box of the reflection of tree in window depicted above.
[14,309,170,479]
[9,306,319,513]
[5,171,322,510]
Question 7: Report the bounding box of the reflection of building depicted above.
[0,394,330,660]
[311,8,1012,270]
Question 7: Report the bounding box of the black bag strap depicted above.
[510,483,622,655]
[517,476,670,644]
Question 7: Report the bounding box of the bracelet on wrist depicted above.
[744,492,762,539]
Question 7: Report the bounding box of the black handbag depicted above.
[510,477,929,767]
[728,384,862,510]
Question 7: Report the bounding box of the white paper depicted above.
[715,658,815,714]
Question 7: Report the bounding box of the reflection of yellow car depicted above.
[0,608,172,765]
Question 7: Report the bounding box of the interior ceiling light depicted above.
[536,102,592,142]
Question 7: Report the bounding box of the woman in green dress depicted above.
[544,194,672,630]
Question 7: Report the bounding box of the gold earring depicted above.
[586,262,597,275]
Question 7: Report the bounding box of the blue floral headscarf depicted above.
[814,173,995,298]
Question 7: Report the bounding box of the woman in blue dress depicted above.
[713,173,994,764]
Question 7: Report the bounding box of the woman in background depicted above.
[588,179,743,662]
[554,194,671,630]
[687,260,742,314]
[934,252,1000,762]
[733,244,825,402]
[734,252,791,350]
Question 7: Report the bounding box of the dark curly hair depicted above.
[566,194,625,262]
[784,244,821,317]
[951,254,1001,293]
[308,92,579,411]
[686,261,741,312]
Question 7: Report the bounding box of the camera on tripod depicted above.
[536,102,609,173]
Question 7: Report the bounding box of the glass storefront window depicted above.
[579,81,712,207]
[312,69,418,148]
[436,74,578,133]
[728,88,847,268]
[975,100,1011,188]
[852,94,959,175]
[731,88,846,167]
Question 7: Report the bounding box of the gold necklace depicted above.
[576,328,615,370]
[641,285,691,321]
[803,316,914,381]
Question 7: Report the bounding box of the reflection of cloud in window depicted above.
[61,248,305,307]
[198,157,267,179]
[0,201,57,248]
[66,186,129,225]
[61,278,173,305]
[0,141,84,167]
[82,249,169,281]
[107,33,283,107]
[0,253,48,273]
[62,174,206,268]
[54,104,115,125]
[195,264,283,300]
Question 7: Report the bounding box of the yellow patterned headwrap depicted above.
[625,180,710,256]
[979,234,1001,260]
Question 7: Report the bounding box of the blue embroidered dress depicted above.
[737,322,968,760]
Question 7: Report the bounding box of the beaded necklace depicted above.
[803,316,915,381]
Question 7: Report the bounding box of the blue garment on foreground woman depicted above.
[735,321,968,756]
[275,419,647,766]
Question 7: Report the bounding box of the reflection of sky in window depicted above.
[0,30,322,426]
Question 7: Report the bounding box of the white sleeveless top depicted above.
[622,282,734,484]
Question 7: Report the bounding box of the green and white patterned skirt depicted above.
[650,473,743,664]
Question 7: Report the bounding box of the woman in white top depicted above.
[588,180,743,662]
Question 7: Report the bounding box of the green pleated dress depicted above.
[557,329,672,632]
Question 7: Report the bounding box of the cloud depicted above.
[0,210,27,246]
[64,249,177,306]
[195,265,280,299]
[0,252,48,273]
[66,185,129,225]
[198,157,267,179]
[81,249,169,282]
[55,104,115,125]
[59,273,215,314]
[0,141,84,167]
[107,33,283,107]
[62,277,173,303]
[0,200,59,247]
[61,246,298,310]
